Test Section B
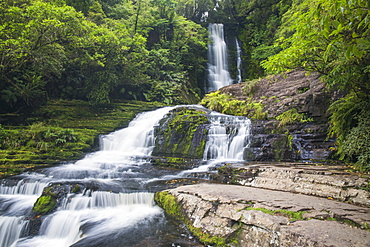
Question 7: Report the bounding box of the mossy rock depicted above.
[153,107,209,159]
[32,184,69,215]
[151,157,199,169]
[33,194,57,215]
[154,191,228,246]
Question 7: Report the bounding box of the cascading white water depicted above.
[207,23,232,92]
[152,109,252,180]
[14,191,159,247]
[235,37,242,83]
[0,105,252,247]
[203,113,251,161]
[100,106,176,155]
[0,107,177,247]
[0,216,26,247]
[0,181,48,247]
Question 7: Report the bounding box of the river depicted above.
[0,105,251,247]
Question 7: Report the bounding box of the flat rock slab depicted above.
[216,163,370,206]
[167,183,370,246]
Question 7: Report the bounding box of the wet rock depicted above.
[32,183,69,215]
[220,70,334,121]
[157,183,370,247]
[245,122,336,162]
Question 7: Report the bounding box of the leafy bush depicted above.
[200,91,268,119]
[276,108,313,127]
[329,93,370,171]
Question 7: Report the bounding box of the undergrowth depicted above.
[199,91,268,119]
[275,108,313,127]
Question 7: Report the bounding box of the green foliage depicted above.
[328,93,370,171]
[242,79,260,96]
[33,188,57,215]
[0,123,78,150]
[200,91,268,119]
[0,0,207,112]
[262,0,370,94]
[276,108,313,127]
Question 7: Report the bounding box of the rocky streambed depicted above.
[155,163,370,247]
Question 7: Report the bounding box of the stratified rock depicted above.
[220,70,333,121]
[214,163,370,206]
[156,183,370,247]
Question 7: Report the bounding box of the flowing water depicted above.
[235,37,242,84]
[206,23,232,92]
[0,105,251,247]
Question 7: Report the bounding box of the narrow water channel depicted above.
[0,105,251,247]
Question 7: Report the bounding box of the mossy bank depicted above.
[0,99,163,178]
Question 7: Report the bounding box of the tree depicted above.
[0,0,90,110]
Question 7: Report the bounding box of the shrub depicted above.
[276,108,313,126]
[200,91,268,119]
[328,93,370,171]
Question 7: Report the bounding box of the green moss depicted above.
[199,91,268,119]
[0,100,163,178]
[33,194,56,215]
[71,185,81,193]
[327,216,369,230]
[155,191,229,246]
[153,108,209,159]
[246,207,306,221]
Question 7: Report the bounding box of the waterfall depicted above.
[0,216,26,247]
[235,37,242,83]
[207,23,232,92]
[203,112,251,161]
[0,181,48,195]
[100,106,176,155]
[0,105,252,246]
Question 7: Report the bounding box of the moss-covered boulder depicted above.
[152,107,209,159]
[33,195,57,215]
[33,184,69,215]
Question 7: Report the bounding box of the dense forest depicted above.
[0,0,369,170]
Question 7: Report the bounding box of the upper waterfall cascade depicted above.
[207,23,233,92]
[235,37,242,84]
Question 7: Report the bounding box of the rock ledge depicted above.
[157,183,370,247]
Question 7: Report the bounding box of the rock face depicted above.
[218,70,337,162]
[220,70,333,121]
[246,121,335,161]
[157,183,370,247]
[215,163,370,206]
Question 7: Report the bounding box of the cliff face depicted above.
[218,70,337,162]
[152,70,336,163]
[220,70,333,121]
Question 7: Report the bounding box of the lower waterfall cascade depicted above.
[0,105,252,247]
